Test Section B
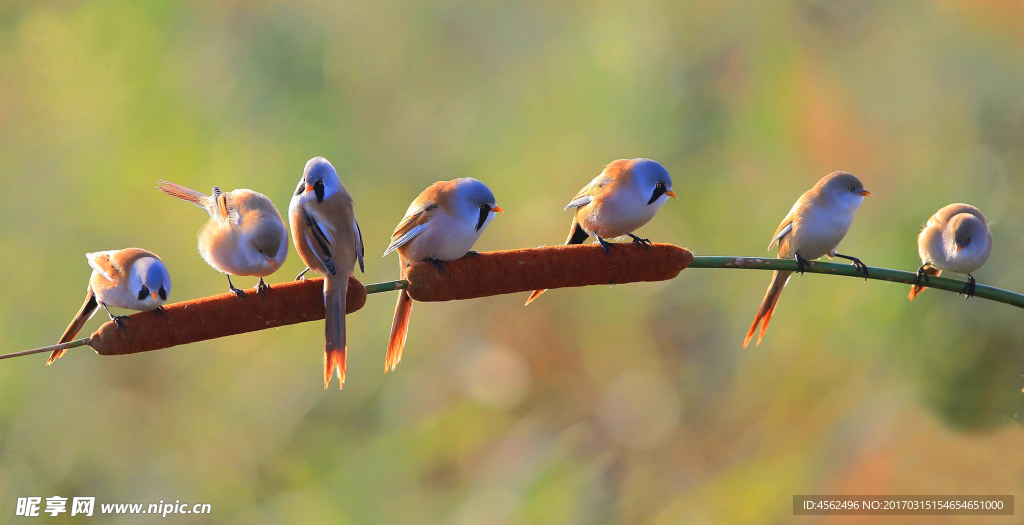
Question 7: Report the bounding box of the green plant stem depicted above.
[0,338,92,360]
[688,256,1024,309]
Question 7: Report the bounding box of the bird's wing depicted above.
[563,193,592,211]
[563,173,611,211]
[354,217,365,273]
[383,203,437,257]
[768,202,800,250]
[85,251,119,281]
[86,248,159,282]
[211,187,241,224]
[300,208,337,276]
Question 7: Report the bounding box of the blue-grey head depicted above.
[132,257,171,306]
[630,159,677,205]
[817,172,872,208]
[454,178,503,231]
[297,156,342,204]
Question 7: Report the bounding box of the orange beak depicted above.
[665,190,678,199]
[306,183,314,193]
[151,291,159,300]
[268,259,276,268]
[860,190,872,197]
[956,244,963,253]
[491,205,504,213]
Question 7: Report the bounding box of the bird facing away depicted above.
[157,180,288,296]
[524,158,676,305]
[288,157,364,389]
[49,248,171,364]
[909,203,993,300]
[744,172,872,348]
[382,178,502,374]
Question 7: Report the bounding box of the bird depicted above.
[157,180,288,297]
[288,157,364,389]
[382,178,502,374]
[524,158,676,305]
[909,203,992,301]
[49,248,171,365]
[744,172,872,348]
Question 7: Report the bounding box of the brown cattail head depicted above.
[406,243,693,302]
[89,276,367,356]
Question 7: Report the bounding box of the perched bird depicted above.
[49,248,171,364]
[524,158,676,305]
[909,203,993,300]
[157,180,288,296]
[744,172,872,348]
[382,178,502,373]
[288,157,364,389]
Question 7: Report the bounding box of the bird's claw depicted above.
[628,234,653,252]
[111,315,131,332]
[295,268,310,281]
[229,285,246,298]
[152,306,169,321]
[914,266,931,288]
[254,278,270,299]
[961,274,977,299]
[795,254,810,276]
[596,236,614,254]
[465,250,481,257]
[426,258,448,273]
[850,258,869,280]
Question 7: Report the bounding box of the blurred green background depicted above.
[2,0,1024,523]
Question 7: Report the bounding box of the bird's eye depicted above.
[848,186,855,192]
[138,285,149,301]
[966,237,972,244]
[158,286,167,301]
[656,182,664,188]
[479,204,485,209]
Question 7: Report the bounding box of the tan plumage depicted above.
[525,158,676,305]
[383,178,500,373]
[910,203,992,300]
[158,181,288,295]
[50,248,171,364]
[288,157,363,389]
[744,172,871,347]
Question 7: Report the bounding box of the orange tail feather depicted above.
[324,347,347,390]
[743,270,792,348]
[49,287,98,365]
[524,289,546,305]
[908,266,941,301]
[386,289,414,373]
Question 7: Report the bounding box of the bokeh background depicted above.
[2,0,1024,523]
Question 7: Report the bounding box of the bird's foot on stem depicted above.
[596,236,614,254]
[961,274,977,299]
[627,234,653,252]
[295,267,310,281]
[795,254,810,276]
[254,277,270,299]
[152,306,169,321]
[426,258,448,273]
[914,266,931,288]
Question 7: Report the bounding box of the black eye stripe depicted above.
[158,287,167,301]
[138,285,149,301]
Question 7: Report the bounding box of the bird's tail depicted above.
[525,218,590,305]
[386,257,414,373]
[156,180,210,211]
[743,270,792,348]
[323,276,347,389]
[49,286,99,365]
[908,265,941,301]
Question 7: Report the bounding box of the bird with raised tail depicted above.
[524,158,676,305]
[909,203,993,300]
[49,248,171,365]
[382,178,502,374]
[289,157,364,389]
[744,172,872,348]
[157,180,288,297]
